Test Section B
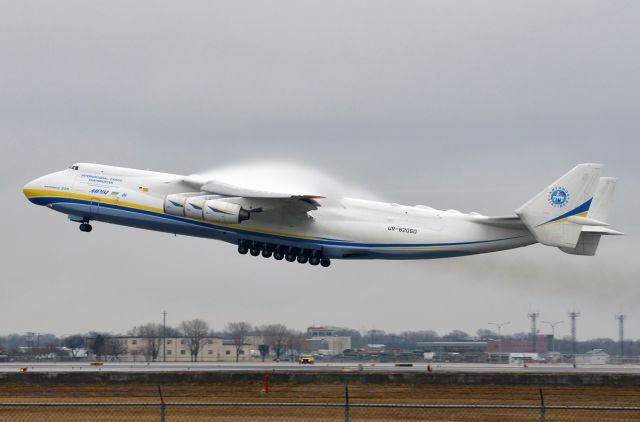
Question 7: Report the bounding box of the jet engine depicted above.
[203,199,250,224]
[164,194,249,224]
[164,193,206,217]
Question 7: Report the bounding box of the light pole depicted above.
[541,320,563,353]
[488,322,510,362]
[162,310,167,362]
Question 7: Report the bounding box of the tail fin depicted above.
[588,177,617,223]
[558,177,622,256]
[515,164,602,248]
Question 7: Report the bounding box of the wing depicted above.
[182,176,324,213]
[200,180,323,200]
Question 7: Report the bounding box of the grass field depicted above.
[0,381,638,421]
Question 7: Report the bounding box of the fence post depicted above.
[539,388,545,422]
[344,384,350,422]
[158,385,166,422]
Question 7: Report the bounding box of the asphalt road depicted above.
[1,362,639,374]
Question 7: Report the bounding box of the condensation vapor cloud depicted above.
[194,161,380,205]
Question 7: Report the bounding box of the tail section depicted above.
[515,164,603,249]
[558,177,622,256]
[588,177,617,223]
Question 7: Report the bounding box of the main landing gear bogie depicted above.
[238,241,331,268]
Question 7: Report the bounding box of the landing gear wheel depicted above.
[79,223,92,232]
[309,257,320,266]
[238,246,248,255]
[297,256,308,264]
[261,250,273,258]
[285,254,296,262]
[250,249,260,256]
[320,259,331,267]
[273,251,284,260]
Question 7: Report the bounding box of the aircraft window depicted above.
[69,165,79,170]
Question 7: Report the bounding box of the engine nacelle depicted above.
[164,194,249,223]
[164,193,195,217]
[203,199,250,224]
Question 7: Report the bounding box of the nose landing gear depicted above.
[79,223,92,232]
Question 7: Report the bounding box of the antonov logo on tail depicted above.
[548,187,569,207]
[23,163,622,267]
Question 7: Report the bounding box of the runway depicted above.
[1,361,639,374]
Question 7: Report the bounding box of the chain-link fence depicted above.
[1,401,639,421]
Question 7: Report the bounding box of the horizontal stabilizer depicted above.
[581,226,623,236]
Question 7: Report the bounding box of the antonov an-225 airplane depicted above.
[23,163,621,267]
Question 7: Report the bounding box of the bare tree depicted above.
[90,333,107,360]
[287,329,306,361]
[258,344,269,362]
[181,319,209,362]
[226,321,252,363]
[105,337,125,361]
[258,324,288,361]
[138,323,162,362]
[476,329,498,340]
[63,335,85,358]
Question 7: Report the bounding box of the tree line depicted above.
[1,323,639,361]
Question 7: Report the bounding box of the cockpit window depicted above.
[69,164,79,170]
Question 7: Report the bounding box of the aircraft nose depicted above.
[23,175,46,203]
[23,179,37,202]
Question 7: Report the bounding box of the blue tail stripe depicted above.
[540,198,593,226]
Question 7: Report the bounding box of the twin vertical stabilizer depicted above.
[515,164,621,254]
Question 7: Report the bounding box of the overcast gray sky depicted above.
[1,1,638,340]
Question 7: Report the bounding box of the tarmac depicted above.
[1,361,639,374]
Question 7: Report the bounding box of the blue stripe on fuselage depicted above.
[30,196,525,249]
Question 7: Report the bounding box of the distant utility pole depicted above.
[528,312,539,353]
[541,321,564,353]
[615,313,626,358]
[568,310,581,357]
[162,310,168,362]
[488,322,510,358]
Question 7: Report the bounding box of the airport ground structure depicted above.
[2,327,640,420]
[1,324,639,366]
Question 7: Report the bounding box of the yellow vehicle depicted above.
[298,355,315,365]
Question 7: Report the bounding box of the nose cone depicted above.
[23,179,38,203]
[23,175,47,204]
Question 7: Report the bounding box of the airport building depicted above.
[485,335,550,354]
[306,326,352,356]
[85,336,252,362]
[575,349,610,365]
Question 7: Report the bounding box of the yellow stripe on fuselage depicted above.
[23,188,325,242]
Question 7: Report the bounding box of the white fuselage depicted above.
[24,164,536,260]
